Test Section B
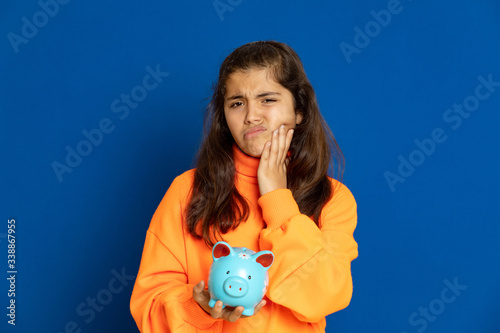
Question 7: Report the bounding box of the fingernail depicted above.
[280,124,285,129]
[274,129,278,135]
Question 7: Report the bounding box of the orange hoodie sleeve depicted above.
[258,180,358,323]
[130,174,222,332]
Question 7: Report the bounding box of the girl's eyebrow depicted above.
[256,91,281,98]
[226,91,281,102]
[226,94,244,102]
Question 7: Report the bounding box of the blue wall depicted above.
[1,1,499,332]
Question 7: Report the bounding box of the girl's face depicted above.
[223,68,303,157]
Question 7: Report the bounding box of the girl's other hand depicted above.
[192,280,266,322]
[257,124,294,196]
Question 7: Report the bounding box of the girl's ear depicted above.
[212,241,232,261]
[254,251,274,269]
[295,112,303,125]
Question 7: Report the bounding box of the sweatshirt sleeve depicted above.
[258,180,358,323]
[130,174,222,332]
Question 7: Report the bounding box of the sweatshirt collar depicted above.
[233,143,260,178]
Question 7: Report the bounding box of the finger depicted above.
[192,281,204,301]
[260,141,271,163]
[277,125,287,165]
[226,306,244,322]
[253,300,267,314]
[269,128,279,165]
[193,280,204,293]
[280,129,294,166]
[210,300,223,319]
[282,128,294,165]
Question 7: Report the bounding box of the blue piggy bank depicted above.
[208,241,274,316]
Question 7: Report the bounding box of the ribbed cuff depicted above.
[178,285,222,329]
[258,189,301,230]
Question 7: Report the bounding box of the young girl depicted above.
[130,41,358,332]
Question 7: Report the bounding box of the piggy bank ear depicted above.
[212,241,232,261]
[254,251,274,269]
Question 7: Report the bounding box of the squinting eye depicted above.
[230,102,243,108]
[263,99,276,103]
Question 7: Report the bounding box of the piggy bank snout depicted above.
[223,277,248,298]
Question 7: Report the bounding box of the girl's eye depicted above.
[263,99,277,103]
[230,102,243,108]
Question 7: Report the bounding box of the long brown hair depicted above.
[186,41,344,246]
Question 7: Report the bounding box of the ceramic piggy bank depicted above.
[207,241,274,316]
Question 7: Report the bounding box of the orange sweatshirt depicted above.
[130,144,358,332]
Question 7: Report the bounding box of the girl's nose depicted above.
[244,102,262,124]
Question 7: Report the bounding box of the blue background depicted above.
[1,0,499,332]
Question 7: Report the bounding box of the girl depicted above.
[130,41,358,332]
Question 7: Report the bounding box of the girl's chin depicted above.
[240,144,264,158]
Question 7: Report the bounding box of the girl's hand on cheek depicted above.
[257,124,294,196]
